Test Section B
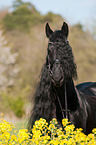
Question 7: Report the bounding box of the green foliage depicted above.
[41,12,56,23]
[13,0,25,9]
[9,96,25,118]
[0,85,31,118]
[3,5,34,32]
[0,92,25,117]
[2,0,41,31]
[2,0,62,32]
[72,23,83,30]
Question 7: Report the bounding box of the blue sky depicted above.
[0,0,96,25]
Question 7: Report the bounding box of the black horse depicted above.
[28,22,96,135]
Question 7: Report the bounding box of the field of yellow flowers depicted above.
[0,114,96,145]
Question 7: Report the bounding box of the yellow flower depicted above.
[92,128,96,134]
[62,118,69,127]
[0,116,96,144]
[65,124,75,135]
[75,132,87,143]
[10,135,17,141]
[17,129,29,143]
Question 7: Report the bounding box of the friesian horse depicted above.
[28,22,96,135]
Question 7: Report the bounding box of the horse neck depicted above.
[66,79,78,111]
[53,79,78,111]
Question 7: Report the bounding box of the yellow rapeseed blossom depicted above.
[0,114,96,144]
[62,118,69,127]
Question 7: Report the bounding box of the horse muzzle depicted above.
[51,63,64,87]
[52,76,64,87]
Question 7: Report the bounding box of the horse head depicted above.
[45,22,77,87]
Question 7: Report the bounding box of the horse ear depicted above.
[61,22,69,37]
[45,23,53,38]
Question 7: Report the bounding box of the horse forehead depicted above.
[50,30,65,41]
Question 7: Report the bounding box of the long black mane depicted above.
[28,22,96,135]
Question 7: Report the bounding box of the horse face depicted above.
[46,22,69,87]
[46,22,77,86]
[47,42,64,86]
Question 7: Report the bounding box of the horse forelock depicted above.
[49,30,66,42]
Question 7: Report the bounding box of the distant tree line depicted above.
[2,0,61,32]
